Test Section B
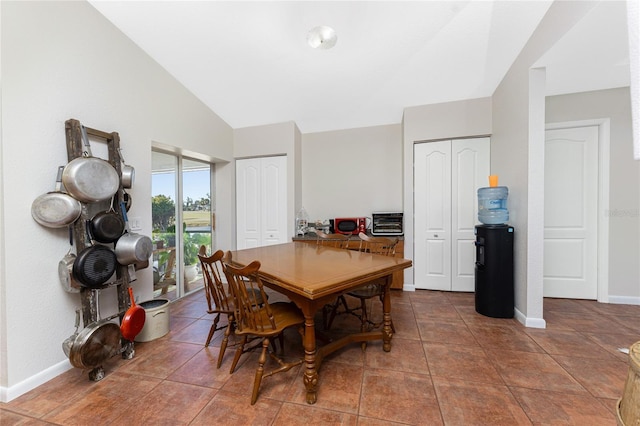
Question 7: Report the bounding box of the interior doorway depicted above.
[544,121,610,301]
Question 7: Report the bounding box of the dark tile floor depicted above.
[2,289,638,425]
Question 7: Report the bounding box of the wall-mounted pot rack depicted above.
[64,118,141,381]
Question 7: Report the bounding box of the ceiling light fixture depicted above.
[307,26,337,50]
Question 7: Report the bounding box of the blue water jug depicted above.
[478,186,509,225]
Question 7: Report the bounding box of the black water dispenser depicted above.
[474,224,514,318]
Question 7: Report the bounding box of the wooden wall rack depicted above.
[64,118,135,380]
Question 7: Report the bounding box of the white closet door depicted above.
[415,141,452,290]
[451,138,490,291]
[236,158,261,249]
[236,156,287,249]
[414,138,489,291]
[261,156,287,246]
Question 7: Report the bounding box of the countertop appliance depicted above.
[371,212,403,236]
[333,217,367,235]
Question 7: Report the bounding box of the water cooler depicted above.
[475,176,514,318]
[474,225,514,318]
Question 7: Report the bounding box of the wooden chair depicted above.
[154,249,176,295]
[324,233,398,349]
[316,230,350,327]
[198,246,266,368]
[198,246,235,369]
[222,252,305,405]
[315,229,350,249]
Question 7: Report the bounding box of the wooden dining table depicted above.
[228,241,412,404]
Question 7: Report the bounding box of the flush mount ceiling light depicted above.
[307,26,337,49]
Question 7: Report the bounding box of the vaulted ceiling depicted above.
[90,1,630,134]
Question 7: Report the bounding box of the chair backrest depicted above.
[198,247,232,313]
[163,249,177,280]
[357,232,398,256]
[222,254,275,333]
[315,230,350,249]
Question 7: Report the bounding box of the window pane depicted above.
[182,158,212,295]
[152,151,177,300]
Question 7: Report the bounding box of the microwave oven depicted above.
[371,212,404,236]
[333,217,367,235]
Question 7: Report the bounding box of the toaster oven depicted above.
[371,212,403,236]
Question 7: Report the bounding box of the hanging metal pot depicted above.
[89,196,125,243]
[58,227,80,293]
[62,310,80,358]
[118,148,135,189]
[73,245,117,288]
[31,166,82,228]
[73,222,117,288]
[62,125,119,203]
[115,202,152,265]
[68,291,121,369]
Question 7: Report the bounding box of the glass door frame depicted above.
[152,149,214,300]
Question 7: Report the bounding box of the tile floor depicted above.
[2,289,638,425]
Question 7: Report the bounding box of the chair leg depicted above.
[251,338,269,405]
[205,313,221,347]
[230,335,248,374]
[217,315,233,369]
[325,295,349,330]
[360,298,369,351]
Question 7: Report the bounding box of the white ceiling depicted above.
[89,1,630,134]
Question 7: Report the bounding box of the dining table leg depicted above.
[285,299,319,405]
[302,311,318,404]
[382,275,393,352]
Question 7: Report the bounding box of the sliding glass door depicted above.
[151,151,214,301]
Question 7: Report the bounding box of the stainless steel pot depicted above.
[58,228,80,293]
[68,321,121,368]
[62,125,119,203]
[115,201,152,265]
[115,232,153,265]
[68,292,121,369]
[118,148,135,189]
[31,166,82,228]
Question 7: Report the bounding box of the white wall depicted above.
[301,124,403,222]
[546,87,639,302]
[402,98,493,289]
[492,0,599,327]
[0,1,233,401]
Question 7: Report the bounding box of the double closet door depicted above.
[236,156,287,249]
[414,138,490,291]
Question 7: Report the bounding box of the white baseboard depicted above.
[402,283,416,291]
[0,360,72,403]
[608,295,640,305]
[515,306,546,329]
